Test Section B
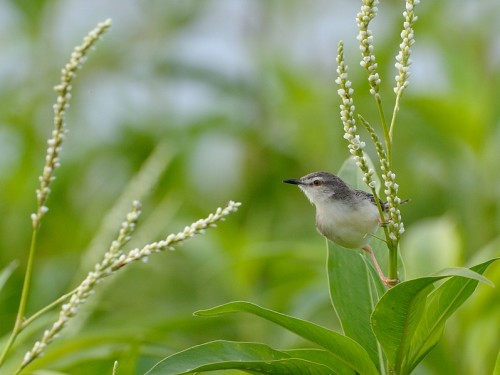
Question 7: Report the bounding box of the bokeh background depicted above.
[0,0,499,374]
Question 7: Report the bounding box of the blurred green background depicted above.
[0,0,498,374]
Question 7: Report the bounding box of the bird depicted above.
[283,171,397,287]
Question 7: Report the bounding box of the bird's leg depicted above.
[362,245,396,288]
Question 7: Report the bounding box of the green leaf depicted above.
[327,242,384,368]
[145,340,336,375]
[371,258,498,374]
[432,266,494,286]
[371,276,441,371]
[283,348,358,371]
[195,301,379,375]
[402,258,499,374]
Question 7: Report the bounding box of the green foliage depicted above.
[1,1,499,374]
[140,159,497,375]
[145,257,497,374]
[146,341,337,375]
[194,301,378,374]
[372,259,497,374]
[327,244,384,367]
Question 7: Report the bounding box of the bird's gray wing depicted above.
[353,189,387,211]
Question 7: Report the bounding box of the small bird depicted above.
[283,171,394,287]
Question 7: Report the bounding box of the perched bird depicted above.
[283,171,396,287]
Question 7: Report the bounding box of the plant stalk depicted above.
[388,243,399,286]
[0,230,38,365]
[374,95,392,165]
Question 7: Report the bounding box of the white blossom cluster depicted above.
[381,164,405,242]
[394,0,419,96]
[335,41,376,190]
[31,19,112,229]
[361,119,405,243]
[356,0,381,96]
[110,200,241,268]
[22,199,140,368]
[21,200,241,369]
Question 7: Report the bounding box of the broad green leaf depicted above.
[371,276,442,371]
[432,266,494,286]
[283,348,358,371]
[195,301,378,375]
[145,340,336,375]
[371,259,498,374]
[402,258,499,374]
[328,242,384,368]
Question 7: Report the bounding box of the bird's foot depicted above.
[381,277,399,288]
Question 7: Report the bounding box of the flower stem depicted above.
[388,244,399,286]
[375,95,392,165]
[389,92,402,145]
[0,230,38,365]
[22,288,77,329]
[0,19,112,369]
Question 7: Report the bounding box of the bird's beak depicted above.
[283,178,303,185]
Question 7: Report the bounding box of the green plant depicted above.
[0,19,240,374]
[144,1,499,374]
[0,2,494,374]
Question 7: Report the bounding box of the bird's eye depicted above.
[313,179,321,186]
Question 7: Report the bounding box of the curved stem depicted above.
[389,92,403,150]
[22,288,77,329]
[374,94,392,164]
[1,287,77,371]
[0,230,38,365]
[385,89,406,287]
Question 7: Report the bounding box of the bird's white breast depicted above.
[315,199,379,248]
